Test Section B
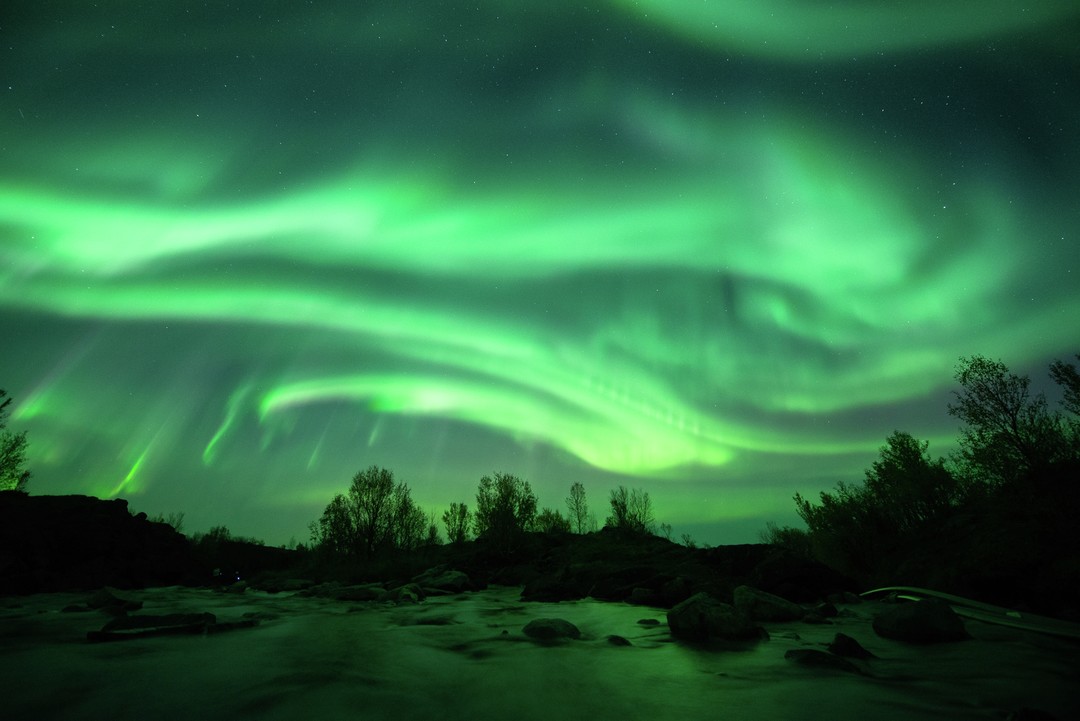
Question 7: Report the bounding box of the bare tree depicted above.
[565,482,589,534]
[605,486,655,534]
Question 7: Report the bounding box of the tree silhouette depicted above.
[565,482,589,534]
[948,355,1073,486]
[311,466,426,558]
[474,472,537,550]
[536,507,571,534]
[0,389,30,493]
[441,502,471,545]
[605,486,654,534]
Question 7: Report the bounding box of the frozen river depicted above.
[1,585,1076,720]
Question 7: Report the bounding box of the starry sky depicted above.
[2,2,1078,546]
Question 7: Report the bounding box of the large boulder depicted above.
[733,585,804,621]
[872,599,969,644]
[412,567,471,595]
[666,592,758,641]
[522,618,581,641]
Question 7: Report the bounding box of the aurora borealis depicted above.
[2,2,1078,545]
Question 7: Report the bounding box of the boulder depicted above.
[733,585,804,622]
[522,618,581,641]
[520,571,590,602]
[386,583,425,604]
[412,568,471,595]
[87,588,143,614]
[827,632,876,659]
[872,599,968,644]
[666,592,757,641]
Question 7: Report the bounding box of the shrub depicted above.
[536,507,571,534]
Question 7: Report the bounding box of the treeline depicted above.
[786,354,1080,602]
[308,469,659,560]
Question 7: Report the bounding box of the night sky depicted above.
[2,2,1078,546]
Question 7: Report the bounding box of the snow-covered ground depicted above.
[1,586,1076,720]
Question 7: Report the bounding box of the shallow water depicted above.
[1,586,1076,720]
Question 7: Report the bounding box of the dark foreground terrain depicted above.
[2,584,1077,721]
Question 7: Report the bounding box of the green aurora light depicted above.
[1,1,1077,544]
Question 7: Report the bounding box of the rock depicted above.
[801,612,831,624]
[87,588,143,613]
[522,618,581,641]
[750,550,855,603]
[87,612,258,642]
[607,634,632,646]
[666,592,758,641]
[412,568,471,595]
[811,601,839,618]
[386,583,425,604]
[784,649,863,674]
[254,578,314,593]
[733,585,804,622]
[828,633,876,659]
[628,587,658,605]
[637,618,661,626]
[520,570,590,602]
[872,599,968,644]
[324,578,384,604]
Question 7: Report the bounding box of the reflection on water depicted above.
[1,586,1077,720]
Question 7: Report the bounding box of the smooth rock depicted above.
[872,599,968,644]
[828,632,876,659]
[522,618,581,641]
[666,592,757,641]
[412,567,471,594]
[733,585,804,622]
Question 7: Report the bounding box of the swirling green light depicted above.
[608,0,1079,57]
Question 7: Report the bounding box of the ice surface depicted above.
[1,586,1076,720]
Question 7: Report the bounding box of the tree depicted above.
[794,431,961,578]
[474,472,537,549]
[863,431,960,532]
[1049,354,1080,417]
[424,510,442,546]
[388,482,426,553]
[605,486,655,534]
[348,465,398,557]
[758,522,812,557]
[536,507,572,534]
[565,482,589,534]
[313,493,355,556]
[947,355,1072,486]
[310,466,426,558]
[442,502,471,545]
[0,389,31,493]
